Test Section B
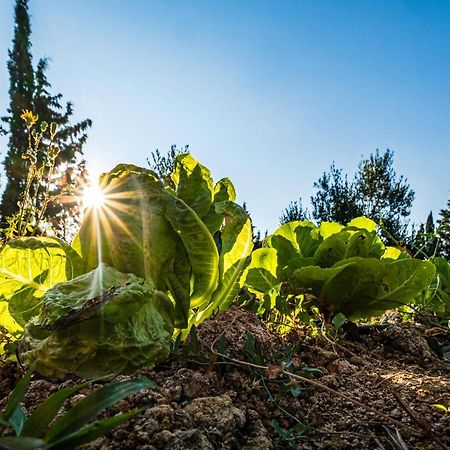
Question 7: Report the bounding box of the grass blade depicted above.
[44,378,154,443]
[22,382,90,438]
[3,365,35,436]
[0,436,46,449]
[45,408,146,450]
[3,366,34,420]
[7,406,26,437]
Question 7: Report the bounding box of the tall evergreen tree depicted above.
[352,149,415,243]
[438,198,450,259]
[0,0,34,217]
[411,211,439,259]
[0,0,91,238]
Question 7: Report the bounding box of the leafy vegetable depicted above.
[14,154,252,376]
[243,217,435,320]
[21,264,174,377]
[73,163,218,327]
[171,156,253,330]
[190,200,253,327]
[74,155,252,332]
[415,256,450,318]
[0,237,85,339]
[292,257,435,319]
[0,151,252,378]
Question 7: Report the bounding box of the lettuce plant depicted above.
[21,265,174,377]
[73,154,253,331]
[0,237,85,339]
[243,217,436,321]
[0,154,252,376]
[415,257,450,319]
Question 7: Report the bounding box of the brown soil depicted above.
[1,308,450,449]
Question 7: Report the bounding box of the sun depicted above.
[82,182,105,210]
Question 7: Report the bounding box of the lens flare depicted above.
[82,183,105,210]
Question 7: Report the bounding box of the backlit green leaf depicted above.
[243,248,279,294]
[0,237,85,327]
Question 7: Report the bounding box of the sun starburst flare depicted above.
[82,182,106,210]
[80,180,142,255]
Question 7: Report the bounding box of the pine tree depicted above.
[281,149,415,245]
[411,211,439,259]
[0,0,34,222]
[0,0,91,239]
[438,199,450,259]
[353,149,415,243]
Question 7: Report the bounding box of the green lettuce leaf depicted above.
[161,190,219,308]
[346,216,377,232]
[202,177,237,234]
[243,248,279,294]
[292,257,435,319]
[313,231,351,268]
[74,164,177,289]
[74,164,219,320]
[171,153,214,219]
[22,264,174,377]
[0,237,85,327]
[191,201,253,326]
[378,259,436,305]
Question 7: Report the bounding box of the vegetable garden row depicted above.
[1,153,448,378]
[1,153,449,449]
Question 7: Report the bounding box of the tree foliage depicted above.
[280,198,309,224]
[311,163,360,224]
[282,149,415,244]
[147,145,189,189]
[438,198,450,259]
[409,212,442,259]
[0,0,91,239]
[352,149,415,242]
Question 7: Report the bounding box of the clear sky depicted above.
[1,0,449,234]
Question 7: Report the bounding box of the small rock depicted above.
[246,409,260,421]
[184,371,212,399]
[243,419,273,450]
[164,429,213,450]
[184,394,246,431]
[146,404,174,430]
[68,393,86,407]
[153,429,173,446]
[327,359,357,375]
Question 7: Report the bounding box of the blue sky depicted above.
[1,0,449,233]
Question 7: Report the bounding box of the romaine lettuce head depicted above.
[73,163,220,329]
[21,264,174,378]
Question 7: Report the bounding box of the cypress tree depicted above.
[0,0,91,239]
[438,199,450,259]
[411,211,439,259]
[0,0,34,223]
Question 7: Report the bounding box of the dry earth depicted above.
[1,308,449,449]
